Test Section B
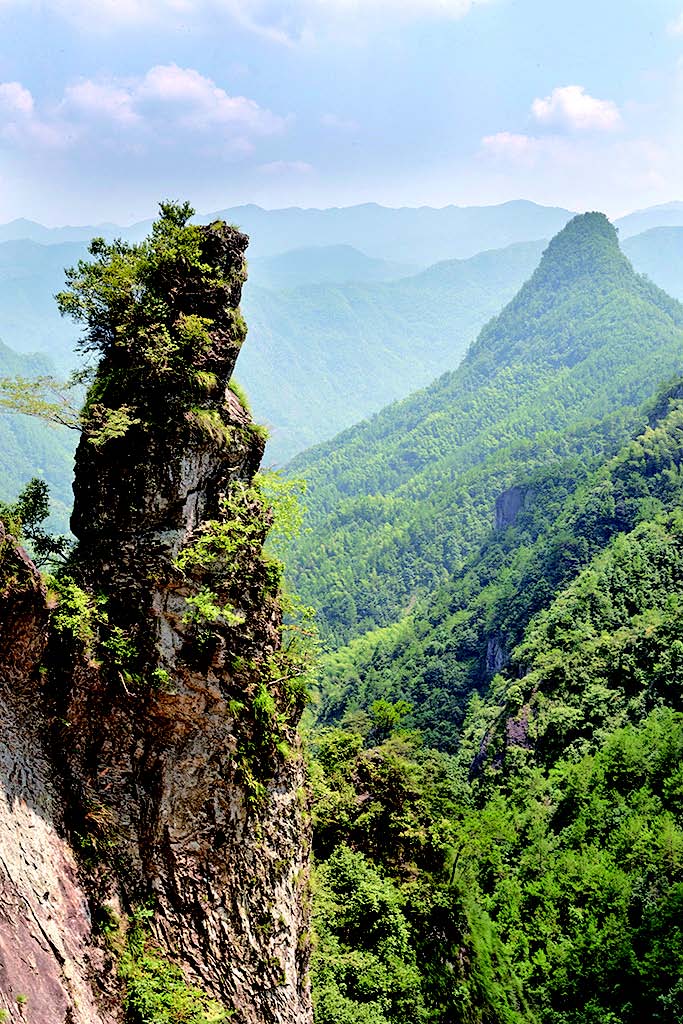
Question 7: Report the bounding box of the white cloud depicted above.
[221,0,496,45]
[0,66,288,156]
[49,0,193,24]
[297,0,489,14]
[136,64,287,134]
[0,0,494,41]
[63,80,140,124]
[531,85,621,133]
[0,81,34,117]
[0,80,69,147]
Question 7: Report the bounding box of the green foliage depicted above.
[56,200,247,444]
[286,214,683,650]
[312,846,425,1024]
[186,408,233,446]
[87,403,141,447]
[0,476,71,565]
[227,377,252,412]
[303,217,683,1023]
[368,699,411,743]
[119,911,230,1024]
[183,586,242,628]
[176,481,274,581]
[100,624,139,668]
[49,575,100,647]
[316,393,683,749]
[308,376,683,1022]
[48,574,148,692]
[257,471,307,555]
[0,373,81,429]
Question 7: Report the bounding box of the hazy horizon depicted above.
[5,196,683,233]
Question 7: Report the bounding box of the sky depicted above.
[0,0,682,224]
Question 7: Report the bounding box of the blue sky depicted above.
[0,0,682,223]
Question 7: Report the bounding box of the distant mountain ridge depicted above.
[0,199,573,263]
[1,206,683,495]
[615,200,683,237]
[1,198,681,263]
[0,237,548,462]
[622,226,683,300]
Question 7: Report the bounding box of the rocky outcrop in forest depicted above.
[0,207,312,1024]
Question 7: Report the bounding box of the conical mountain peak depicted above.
[531,210,628,291]
[465,210,657,367]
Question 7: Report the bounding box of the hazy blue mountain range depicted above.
[248,245,417,290]
[1,198,681,266]
[0,217,122,246]
[0,239,88,372]
[615,200,683,238]
[2,204,683,519]
[211,200,574,262]
[0,200,573,263]
[238,240,546,460]
[622,226,683,300]
[3,218,683,464]
[0,237,548,462]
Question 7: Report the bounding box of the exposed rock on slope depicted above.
[0,208,312,1023]
[0,526,113,1023]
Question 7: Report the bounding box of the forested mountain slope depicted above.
[286,213,683,643]
[308,377,683,1024]
[0,339,74,519]
[239,240,545,460]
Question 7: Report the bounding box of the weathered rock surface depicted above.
[0,220,312,1023]
[0,527,116,1023]
[494,484,527,530]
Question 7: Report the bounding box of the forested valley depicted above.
[2,206,683,1023]
[285,213,683,1023]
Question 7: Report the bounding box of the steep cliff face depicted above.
[0,210,312,1023]
[0,526,114,1023]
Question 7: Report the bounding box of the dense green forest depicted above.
[269,212,683,1023]
[305,306,683,1024]
[286,214,683,646]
